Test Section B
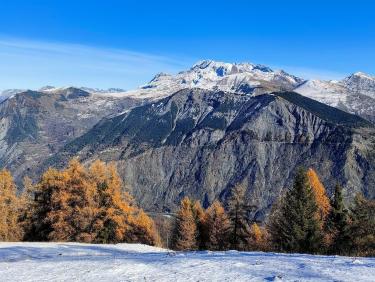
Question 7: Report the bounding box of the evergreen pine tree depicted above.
[172,197,198,250]
[268,168,323,254]
[325,183,350,254]
[205,200,231,251]
[348,194,375,256]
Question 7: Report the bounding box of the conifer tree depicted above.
[227,184,251,250]
[25,159,159,245]
[63,159,100,242]
[28,160,100,242]
[205,200,231,251]
[307,168,331,221]
[19,176,36,238]
[90,160,132,243]
[192,200,207,249]
[90,161,159,245]
[127,210,161,246]
[268,168,323,254]
[248,223,267,251]
[348,194,375,256]
[0,169,23,241]
[172,197,198,250]
[325,184,350,254]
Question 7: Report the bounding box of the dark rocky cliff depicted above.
[49,89,375,219]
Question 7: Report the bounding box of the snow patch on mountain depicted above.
[102,60,305,100]
[3,61,374,122]
[0,89,26,101]
[294,72,375,121]
[342,72,375,99]
[294,79,347,107]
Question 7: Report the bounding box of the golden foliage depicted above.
[307,168,331,221]
[204,200,231,251]
[23,159,159,245]
[248,223,269,251]
[173,197,198,250]
[0,169,23,241]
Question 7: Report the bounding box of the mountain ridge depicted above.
[44,88,375,216]
[0,60,374,216]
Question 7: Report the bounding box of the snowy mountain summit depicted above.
[123,60,375,123]
[122,59,304,100]
[343,72,375,99]
[1,60,374,122]
[294,71,375,122]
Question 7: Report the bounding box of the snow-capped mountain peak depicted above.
[342,72,375,99]
[352,71,374,80]
[294,71,375,122]
[116,60,305,100]
[190,60,273,76]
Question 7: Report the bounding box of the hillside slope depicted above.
[48,89,375,217]
[0,88,139,182]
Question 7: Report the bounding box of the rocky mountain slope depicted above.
[48,89,375,218]
[0,88,139,181]
[1,60,375,217]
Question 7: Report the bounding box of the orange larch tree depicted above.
[172,197,198,250]
[204,200,231,251]
[0,169,23,241]
[307,168,331,221]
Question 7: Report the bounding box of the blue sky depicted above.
[0,0,374,90]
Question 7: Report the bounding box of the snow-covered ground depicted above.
[0,243,374,281]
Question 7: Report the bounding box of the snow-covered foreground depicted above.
[0,243,374,282]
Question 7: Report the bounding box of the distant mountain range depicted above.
[1,60,374,218]
[3,60,374,121]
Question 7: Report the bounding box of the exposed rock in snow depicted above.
[294,72,375,122]
[342,72,375,99]
[0,89,26,102]
[87,60,304,100]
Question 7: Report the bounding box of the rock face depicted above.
[0,88,140,182]
[50,89,375,219]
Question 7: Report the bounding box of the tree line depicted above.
[0,161,374,257]
[172,168,375,256]
[0,159,159,245]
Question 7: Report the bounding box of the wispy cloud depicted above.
[0,37,352,91]
[0,37,193,90]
